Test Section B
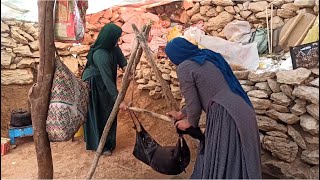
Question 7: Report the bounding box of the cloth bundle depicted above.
[46,57,89,142]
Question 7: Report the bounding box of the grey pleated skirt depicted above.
[191,103,249,179]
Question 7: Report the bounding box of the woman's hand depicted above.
[119,101,128,111]
[121,66,127,73]
[166,111,185,120]
[174,120,192,131]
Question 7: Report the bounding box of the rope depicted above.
[128,109,142,132]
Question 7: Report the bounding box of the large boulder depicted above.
[255,82,272,92]
[191,13,210,23]
[292,86,319,104]
[1,51,14,68]
[256,115,287,133]
[13,46,32,57]
[269,103,290,113]
[11,29,28,44]
[290,103,307,116]
[276,68,311,85]
[187,2,200,16]
[234,70,250,80]
[1,37,17,48]
[301,150,319,165]
[309,78,319,87]
[54,42,73,50]
[206,8,219,17]
[62,56,79,74]
[248,1,269,12]
[16,58,36,68]
[277,9,297,19]
[270,92,292,106]
[69,45,90,54]
[266,110,300,124]
[255,9,277,19]
[212,0,235,6]
[300,115,319,135]
[21,23,38,35]
[262,136,299,162]
[248,71,276,82]
[200,5,211,15]
[262,157,311,179]
[250,97,271,110]
[308,166,319,179]
[281,3,300,11]
[28,41,39,51]
[267,79,281,93]
[240,11,252,19]
[1,69,34,85]
[307,104,319,120]
[287,126,307,149]
[280,84,294,100]
[248,90,269,98]
[294,0,316,7]
[207,11,234,31]
[1,21,10,32]
[271,16,285,29]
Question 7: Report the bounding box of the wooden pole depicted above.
[266,7,271,54]
[85,24,151,179]
[28,0,54,179]
[132,24,180,111]
[128,107,172,122]
[270,3,273,54]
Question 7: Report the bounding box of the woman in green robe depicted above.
[82,23,128,156]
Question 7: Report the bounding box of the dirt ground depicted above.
[1,81,200,179]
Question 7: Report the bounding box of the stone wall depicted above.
[1,20,39,85]
[134,58,319,179]
[188,0,319,36]
[1,0,319,178]
[238,68,319,178]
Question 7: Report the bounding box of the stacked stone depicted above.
[55,42,90,78]
[1,20,39,85]
[182,0,318,37]
[233,67,319,179]
[135,56,182,100]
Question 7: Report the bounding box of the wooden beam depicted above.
[28,0,54,179]
[85,24,151,179]
[295,16,317,46]
[279,12,304,46]
[132,24,180,111]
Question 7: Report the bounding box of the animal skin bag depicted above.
[129,111,191,175]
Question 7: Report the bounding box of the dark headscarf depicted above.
[85,23,122,68]
[165,37,253,108]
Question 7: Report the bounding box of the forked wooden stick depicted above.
[85,24,151,180]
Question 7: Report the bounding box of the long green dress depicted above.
[82,24,127,152]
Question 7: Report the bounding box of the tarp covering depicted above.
[1,0,178,22]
